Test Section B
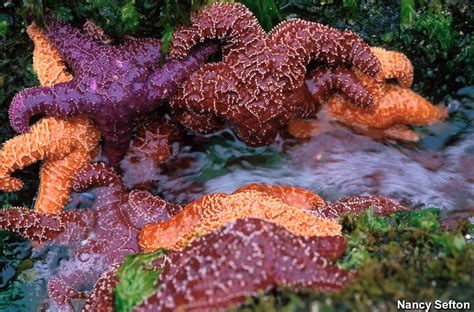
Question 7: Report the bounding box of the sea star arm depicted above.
[371,47,414,87]
[82,20,112,43]
[0,207,89,244]
[128,190,182,228]
[234,183,327,210]
[168,62,231,133]
[9,83,82,133]
[81,264,120,312]
[121,38,162,69]
[169,3,265,59]
[44,17,101,75]
[306,67,375,108]
[94,120,134,166]
[326,85,448,130]
[0,117,99,213]
[72,163,125,198]
[27,23,73,86]
[321,194,409,218]
[147,42,219,102]
[269,20,381,77]
[139,190,341,252]
[35,150,97,214]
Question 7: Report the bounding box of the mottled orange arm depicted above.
[327,85,447,129]
[139,189,340,252]
[0,117,100,213]
[235,183,327,210]
[27,23,73,86]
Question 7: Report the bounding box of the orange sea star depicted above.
[290,48,447,141]
[0,117,100,213]
[139,188,341,252]
[235,183,327,210]
[27,22,72,86]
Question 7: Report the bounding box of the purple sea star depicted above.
[9,18,218,165]
[0,163,180,310]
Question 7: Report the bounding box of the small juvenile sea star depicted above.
[120,115,181,189]
[167,3,381,146]
[10,18,218,165]
[0,163,179,310]
[0,117,100,213]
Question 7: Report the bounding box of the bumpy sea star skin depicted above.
[167,3,380,146]
[0,117,100,213]
[290,48,447,141]
[10,19,218,165]
[235,184,408,218]
[121,115,181,189]
[136,218,352,312]
[81,264,120,312]
[139,188,341,252]
[235,183,327,210]
[27,23,72,86]
[321,195,409,219]
[0,163,178,310]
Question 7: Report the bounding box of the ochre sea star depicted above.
[289,48,447,141]
[9,18,218,165]
[138,188,342,252]
[0,117,100,213]
[167,3,381,146]
[0,163,179,310]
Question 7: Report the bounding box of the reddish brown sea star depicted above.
[136,218,352,311]
[167,3,381,146]
[0,117,100,213]
[0,163,180,310]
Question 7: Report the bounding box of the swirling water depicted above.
[155,87,473,211]
[0,86,473,310]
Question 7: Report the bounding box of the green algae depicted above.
[114,249,169,312]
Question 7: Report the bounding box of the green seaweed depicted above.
[400,0,415,29]
[114,249,169,312]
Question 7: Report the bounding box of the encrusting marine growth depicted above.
[168,3,381,146]
[0,117,100,213]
